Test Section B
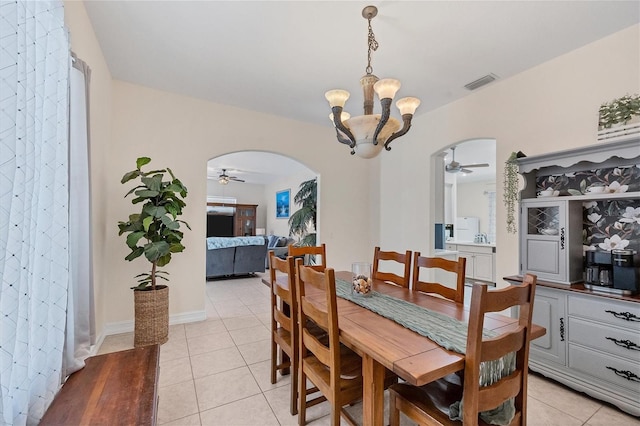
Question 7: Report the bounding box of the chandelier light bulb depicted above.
[396,97,421,115]
[373,79,401,100]
[325,90,350,108]
[329,111,351,123]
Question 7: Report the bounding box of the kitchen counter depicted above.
[446,240,496,248]
[434,249,458,256]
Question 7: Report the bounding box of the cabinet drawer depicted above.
[568,296,640,331]
[568,317,640,362]
[569,344,640,393]
[456,245,493,255]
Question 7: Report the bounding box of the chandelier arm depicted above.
[384,114,413,151]
[330,106,356,148]
[372,98,392,145]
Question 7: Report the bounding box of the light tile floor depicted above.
[98,273,640,425]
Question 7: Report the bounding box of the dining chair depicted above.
[389,273,538,426]
[412,252,467,304]
[288,243,327,271]
[295,259,363,426]
[268,251,299,415]
[372,246,412,288]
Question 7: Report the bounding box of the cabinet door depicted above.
[457,251,475,280]
[521,201,567,282]
[234,205,257,236]
[531,287,567,366]
[474,253,494,282]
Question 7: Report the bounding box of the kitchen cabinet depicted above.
[505,276,640,416]
[519,199,583,284]
[447,243,495,283]
[529,286,566,366]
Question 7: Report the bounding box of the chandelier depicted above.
[325,5,420,159]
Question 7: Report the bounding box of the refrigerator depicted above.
[455,217,480,242]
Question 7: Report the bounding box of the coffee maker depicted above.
[585,250,613,287]
[612,249,639,294]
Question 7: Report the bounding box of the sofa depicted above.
[206,236,268,279]
[265,235,296,268]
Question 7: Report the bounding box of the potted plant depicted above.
[288,178,317,246]
[503,151,525,234]
[598,94,640,129]
[118,157,190,347]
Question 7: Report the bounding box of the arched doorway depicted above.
[205,150,320,279]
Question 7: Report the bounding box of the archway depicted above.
[205,150,320,280]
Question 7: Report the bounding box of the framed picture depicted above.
[276,189,290,219]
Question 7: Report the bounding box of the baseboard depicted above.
[102,310,207,337]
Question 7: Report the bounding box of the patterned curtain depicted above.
[0,1,70,424]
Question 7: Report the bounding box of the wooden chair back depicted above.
[288,243,327,272]
[268,251,298,415]
[462,273,537,424]
[372,246,412,288]
[412,252,466,304]
[295,260,340,393]
[295,259,363,425]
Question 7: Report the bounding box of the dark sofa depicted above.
[206,237,268,279]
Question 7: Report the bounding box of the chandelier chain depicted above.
[366,18,378,75]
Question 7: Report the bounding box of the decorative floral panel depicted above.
[536,164,640,195]
[583,199,640,254]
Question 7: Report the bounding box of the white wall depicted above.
[265,170,318,238]
[456,180,496,235]
[206,180,268,229]
[380,24,640,287]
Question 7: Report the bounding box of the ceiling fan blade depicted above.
[229,177,245,182]
[459,163,489,168]
[460,168,474,174]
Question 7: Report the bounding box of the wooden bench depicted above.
[41,345,160,425]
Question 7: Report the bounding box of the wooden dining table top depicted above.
[263,270,546,425]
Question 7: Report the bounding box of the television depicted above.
[207,214,234,237]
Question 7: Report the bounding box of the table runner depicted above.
[335,278,515,425]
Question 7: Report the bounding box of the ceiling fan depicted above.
[217,169,245,185]
[445,146,489,174]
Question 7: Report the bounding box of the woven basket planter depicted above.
[134,285,169,347]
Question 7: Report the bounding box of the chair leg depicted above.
[290,355,299,415]
[298,370,307,426]
[270,339,277,384]
[389,388,400,426]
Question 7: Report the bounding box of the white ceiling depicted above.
[207,151,312,185]
[83,1,639,182]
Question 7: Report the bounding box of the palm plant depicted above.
[288,178,317,246]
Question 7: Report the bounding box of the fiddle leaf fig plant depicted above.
[118,157,190,290]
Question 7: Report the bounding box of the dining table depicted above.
[263,271,546,426]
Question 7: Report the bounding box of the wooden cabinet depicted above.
[505,276,640,416]
[519,199,583,284]
[234,204,257,236]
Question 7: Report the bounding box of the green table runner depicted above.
[335,278,515,425]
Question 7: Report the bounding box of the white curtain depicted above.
[62,54,94,378]
[0,1,70,425]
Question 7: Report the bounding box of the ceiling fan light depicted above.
[373,78,401,100]
[396,97,420,115]
[325,89,350,108]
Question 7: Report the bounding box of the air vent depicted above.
[464,73,499,91]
